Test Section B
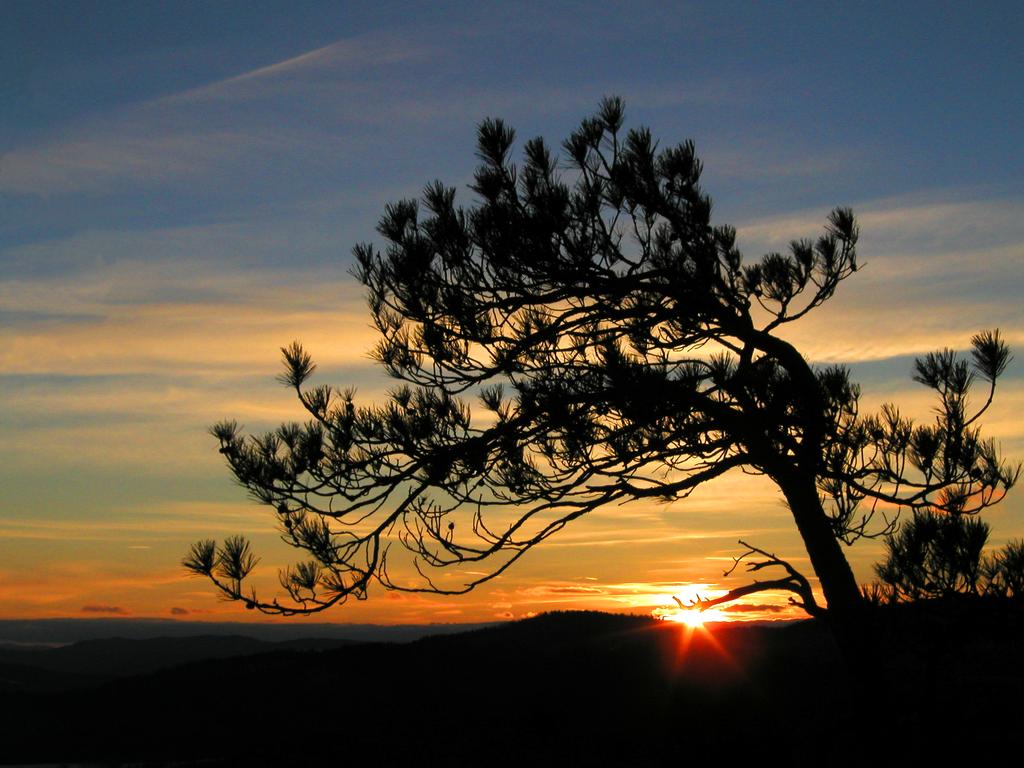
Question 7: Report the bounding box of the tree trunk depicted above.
[779,473,864,616]
[749,331,865,616]
[779,475,884,702]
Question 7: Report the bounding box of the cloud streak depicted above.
[734,196,1024,362]
[81,605,128,614]
[158,33,441,107]
[1,29,445,197]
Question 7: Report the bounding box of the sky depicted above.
[2,1,1022,625]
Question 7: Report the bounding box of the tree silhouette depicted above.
[871,510,1024,601]
[875,509,992,600]
[186,98,1018,618]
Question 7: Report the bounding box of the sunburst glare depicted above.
[654,584,730,626]
[665,606,728,627]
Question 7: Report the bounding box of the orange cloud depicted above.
[81,605,128,614]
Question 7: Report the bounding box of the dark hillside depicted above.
[1,607,1021,766]
[0,635,356,692]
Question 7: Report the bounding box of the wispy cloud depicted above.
[0,223,379,377]
[158,33,441,107]
[0,560,223,618]
[81,604,128,614]
[0,502,281,542]
[0,293,377,376]
[737,195,1024,259]
[1,24,756,200]
[734,195,1024,362]
[0,29,439,196]
[0,131,283,196]
[721,602,785,613]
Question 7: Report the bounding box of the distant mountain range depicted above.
[0,616,495,646]
[1,608,1021,766]
[0,634,363,692]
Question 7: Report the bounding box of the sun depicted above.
[654,585,731,626]
[661,604,729,626]
[669,609,708,628]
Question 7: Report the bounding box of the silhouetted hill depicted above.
[0,617,493,645]
[0,659,102,693]
[0,635,356,691]
[1,608,1021,766]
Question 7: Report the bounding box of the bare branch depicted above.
[686,541,825,618]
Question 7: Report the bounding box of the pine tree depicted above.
[186,98,1018,618]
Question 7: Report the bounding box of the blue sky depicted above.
[2,1,1022,622]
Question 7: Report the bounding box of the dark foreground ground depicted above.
[2,603,1022,767]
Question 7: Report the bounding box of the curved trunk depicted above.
[780,476,879,688]
[779,473,864,616]
[744,330,865,615]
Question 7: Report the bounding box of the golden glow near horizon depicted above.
[666,609,711,628]
[2,254,1020,623]
[655,584,741,626]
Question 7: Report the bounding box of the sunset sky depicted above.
[3,2,1022,625]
